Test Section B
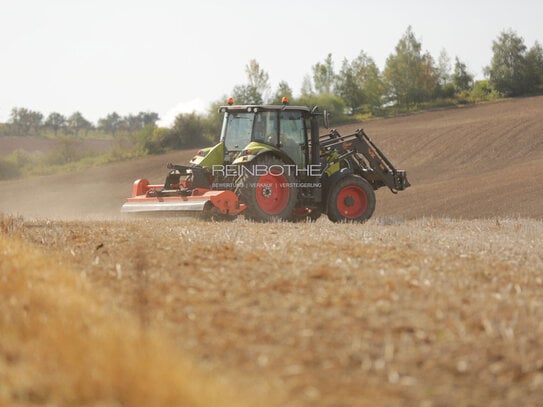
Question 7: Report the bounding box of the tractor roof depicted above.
[218,105,312,114]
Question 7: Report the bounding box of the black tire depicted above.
[236,155,297,222]
[326,175,375,223]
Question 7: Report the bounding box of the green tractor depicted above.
[122,99,410,222]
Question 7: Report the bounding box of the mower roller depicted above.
[121,99,410,222]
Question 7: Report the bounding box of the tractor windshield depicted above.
[222,112,254,151]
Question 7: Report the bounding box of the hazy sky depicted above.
[1,0,542,125]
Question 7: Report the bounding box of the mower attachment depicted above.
[121,179,246,216]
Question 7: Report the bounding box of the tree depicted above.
[121,114,143,133]
[421,51,439,98]
[98,112,122,136]
[138,111,160,127]
[436,49,452,88]
[231,84,263,105]
[9,107,43,136]
[335,52,385,113]
[485,29,532,96]
[312,53,335,94]
[230,59,270,104]
[524,41,543,92]
[335,58,364,112]
[383,26,438,106]
[351,51,384,110]
[144,112,205,152]
[67,112,92,136]
[271,81,294,104]
[167,112,205,148]
[44,112,66,135]
[300,75,313,97]
[119,112,160,133]
[435,49,456,97]
[245,59,270,102]
[452,57,473,92]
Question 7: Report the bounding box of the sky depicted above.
[1,0,542,126]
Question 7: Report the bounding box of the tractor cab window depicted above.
[253,111,278,144]
[279,111,305,167]
[223,112,254,151]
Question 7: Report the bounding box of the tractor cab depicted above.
[218,104,313,168]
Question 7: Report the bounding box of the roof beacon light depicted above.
[282,96,289,105]
[227,97,234,105]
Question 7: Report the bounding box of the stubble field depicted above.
[2,216,542,406]
[1,96,543,406]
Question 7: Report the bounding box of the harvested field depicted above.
[1,216,543,406]
[1,97,543,406]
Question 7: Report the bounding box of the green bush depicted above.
[468,80,501,102]
[144,128,170,154]
[45,136,88,166]
[143,114,209,153]
[5,149,35,168]
[133,124,157,151]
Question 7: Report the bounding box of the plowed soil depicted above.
[1,97,543,406]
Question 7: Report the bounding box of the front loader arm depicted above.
[320,129,410,192]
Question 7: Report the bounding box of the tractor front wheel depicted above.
[326,175,375,223]
[237,156,297,222]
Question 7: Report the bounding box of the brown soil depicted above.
[358,96,543,220]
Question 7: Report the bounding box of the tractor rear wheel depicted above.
[326,175,375,223]
[237,156,297,222]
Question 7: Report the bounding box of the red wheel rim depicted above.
[255,170,290,215]
[336,185,368,219]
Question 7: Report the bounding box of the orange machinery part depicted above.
[127,179,246,215]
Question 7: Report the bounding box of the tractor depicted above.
[121,98,410,222]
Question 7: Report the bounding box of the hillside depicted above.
[1,96,543,220]
[360,96,543,219]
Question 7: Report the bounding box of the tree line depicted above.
[2,26,542,151]
[231,27,543,111]
[158,27,543,150]
[1,109,160,138]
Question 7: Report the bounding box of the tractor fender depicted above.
[321,167,354,212]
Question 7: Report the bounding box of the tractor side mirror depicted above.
[323,110,330,129]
